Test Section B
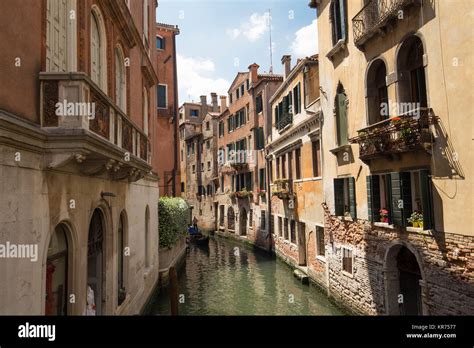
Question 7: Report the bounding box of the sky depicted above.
[156,0,318,104]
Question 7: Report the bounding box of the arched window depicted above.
[330,0,347,45]
[117,211,127,306]
[87,208,105,315]
[227,207,235,231]
[143,88,149,135]
[115,46,127,112]
[397,35,427,110]
[90,7,107,91]
[335,83,348,146]
[145,206,150,269]
[366,59,388,124]
[45,224,69,315]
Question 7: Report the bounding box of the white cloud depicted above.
[290,19,318,58]
[227,12,269,42]
[177,54,230,103]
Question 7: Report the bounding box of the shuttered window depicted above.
[295,148,301,179]
[335,92,348,146]
[256,127,264,150]
[316,226,325,257]
[46,0,68,73]
[293,83,301,115]
[334,177,356,219]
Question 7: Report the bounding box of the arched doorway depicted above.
[384,244,424,315]
[240,208,247,236]
[366,59,388,124]
[397,35,427,110]
[45,224,69,315]
[227,207,235,232]
[87,208,105,315]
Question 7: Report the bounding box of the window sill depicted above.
[342,270,354,278]
[326,39,346,60]
[406,227,432,235]
[337,215,353,222]
[374,222,395,229]
[329,144,351,155]
[316,255,326,263]
[293,177,322,183]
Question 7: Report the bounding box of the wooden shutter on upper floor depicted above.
[336,93,348,146]
[419,169,433,230]
[334,178,344,216]
[348,177,357,220]
[390,172,412,227]
[366,175,381,222]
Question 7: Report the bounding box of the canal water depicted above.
[146,236,344,315]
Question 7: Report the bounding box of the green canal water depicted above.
[146,236,344,315]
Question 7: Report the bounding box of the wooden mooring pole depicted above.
[169,266,179,316]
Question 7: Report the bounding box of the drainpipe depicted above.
[172,30,179,196]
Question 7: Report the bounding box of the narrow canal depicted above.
[146,236,344,315]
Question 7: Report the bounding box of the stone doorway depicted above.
[239,208,247,236]
[384,243,424,315]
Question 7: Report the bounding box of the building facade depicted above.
[215,64,282,249]
[154,22,180,196]
[0,0,160,315]
[308,0,474,315]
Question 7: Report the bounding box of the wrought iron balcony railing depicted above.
[349,108,437,161]
[40,72,150,164]
[352,0,420,47]
[271,178,294,200]
[277,112,293,131]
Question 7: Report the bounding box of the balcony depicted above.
[349,108,438,162]
[271,178,294,200]
[39,72,151,181]
[352,0,421,47]
[277,112,293,132]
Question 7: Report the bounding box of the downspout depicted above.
[172,31,179,196]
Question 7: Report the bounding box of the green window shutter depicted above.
[336,93,348,145]
[334,178,344,216]
[366,175,381,222]
[340,0,347,41]
[419,169,433,229]
[348,177,357,220]
[390,172,412,227]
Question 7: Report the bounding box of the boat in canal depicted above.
[186,226,209,246]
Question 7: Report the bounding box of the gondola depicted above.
[187,226,209,246]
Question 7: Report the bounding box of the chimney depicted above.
[248,63,260,85]
[200,95,208,116]
[281,55,291,80]
[211,92,218,112]
[219,96,227,113]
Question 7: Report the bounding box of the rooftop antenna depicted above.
[268,8,273,74]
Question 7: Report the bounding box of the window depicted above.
[115,46,127,111]
[312,139,321,177]
[90,8,107,91]
[366,59,388,124]
[206,140,210,149]
[334,177,356,219]
[335,84,348,146]
[281,155,286,178]
[219,121,224,137]
[330,0,347,45]
[249,209,253,227]
[269,160,273,183]
[229,93,233,104]
[235,108,246,128]
[117,213,126,305]
[278,217,283,237]
[157,84,167,108]
[240,84,245,97]
[181,182,184,192]
[316,226,325,257]
[190,109,199,117]
[256,95,263,114]
[293,83,301,115]
[367,170,432,229]
[256,127,264,150]
[270,214,275,235]
[236,88,240,99]
[199,209,202,216]
[143,88,149,135]
[288,151,293,179]
[192,165,195,173]
[295,148,301,179]
[304,65,320,107]
[276,157,280,179]
[156,36,164,50]
[207,161,211,171]
[145,206,150,268]
[259,168,266,190]
[284,218,289,240]
[219,205,225,226]
[261,212,266,230]
[227,207,235,230]
[46,0,68,73]
[342,247,353,274]
[246,79,250,90]
[201,163,204,172]
[290,220,296,244]
[220,176,224,192]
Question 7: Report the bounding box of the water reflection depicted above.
[147,237,344,315]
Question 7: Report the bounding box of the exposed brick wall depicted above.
[321,203,474,315]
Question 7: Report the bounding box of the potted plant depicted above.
[379,208,389,223]
[407,211,423,228]
[257,188,266,197]
[401,127,417,145]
